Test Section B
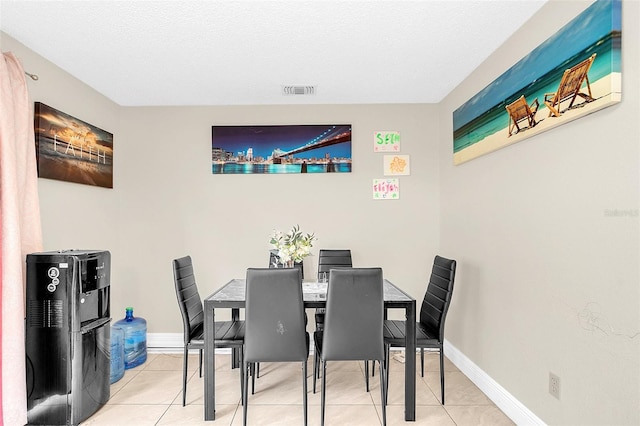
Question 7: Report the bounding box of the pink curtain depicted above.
[0,52,43,426]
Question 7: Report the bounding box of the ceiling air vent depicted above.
[282,85,316,96]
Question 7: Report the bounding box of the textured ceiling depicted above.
[0,0,548,106]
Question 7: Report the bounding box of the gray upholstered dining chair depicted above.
[269,249,304,278]
[316,268,387,426]
[313,249,378,391]
[243,268,309,426]
[316,249,353,281]
[254,255,305,381]
[314,249,353,330]
[313,249,353,384]
[172,255,245,406]
[383,255,456,404]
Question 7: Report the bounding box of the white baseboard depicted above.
[147,333,183,353]
[444,340,545,425]
[148,333,543,425]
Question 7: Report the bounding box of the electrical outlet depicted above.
[549,372,560,399]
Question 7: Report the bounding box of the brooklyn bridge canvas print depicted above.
[211,124,352,174]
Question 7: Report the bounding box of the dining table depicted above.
[203,278,417,421]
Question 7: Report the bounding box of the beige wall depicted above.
[439,0,639,424]
[3,0,639,423]
[116,104,440,330]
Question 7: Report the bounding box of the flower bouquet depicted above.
[269,225,317,267]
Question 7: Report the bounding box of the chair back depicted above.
[317,249,352,280]
[552,53,596,104]
[244,268,308,363]
[322,268,384,361]
[419,255,457,342]
[506,95,537,123]
[268,249,282,268]
[173,256,204,345]
[269,249,305,278]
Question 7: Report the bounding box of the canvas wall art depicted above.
[453,0,621,165]
[34,102,114,188]
[211,124,352,174]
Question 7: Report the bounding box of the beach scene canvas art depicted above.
[453,0,621,165]
[212,124,352,174]
[34,102,114,188]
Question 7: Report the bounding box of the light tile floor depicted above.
[81,351,515,425]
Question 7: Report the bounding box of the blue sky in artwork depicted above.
[453,0,620,130]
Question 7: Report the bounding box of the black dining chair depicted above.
[269,249,304,278]
[243,268,309,426]
[383,255,456,404]
[314,250,380,390]
[316,249,353,282]
[256,254,305,381]
[314,249,352,332]
[172,255,245,406]
[268,249,280,267]
[316,268,387,426]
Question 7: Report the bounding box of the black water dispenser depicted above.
[25,250,111,425]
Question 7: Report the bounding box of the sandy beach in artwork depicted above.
[453,73,621,165]
[39,155,113,188]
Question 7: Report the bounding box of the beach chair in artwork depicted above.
[544,53,597,118]
[505,95,539,137]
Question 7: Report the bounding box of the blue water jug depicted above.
[113,307,147,369]
[110,325,125,383]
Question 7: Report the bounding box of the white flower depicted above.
[269,225,317,264]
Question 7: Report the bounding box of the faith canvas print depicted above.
[34,102,114,188]
[453,0,621,165]
[212,124,352,174]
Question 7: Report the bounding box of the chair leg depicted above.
[251,363,256,394]
[302,361,308,426]
[239,351,244,406]
[199,348,203,378]
[313,348,318,393]
[439,348,445,405]
[364,360,370,392]
[182,346,188,406]
[233,347,242,369]
[321,361,327,426]
[256,362,260,378]
[384,344,390,404]
[243,361,250,426]
[315,349,322,379]
[420,348,424,377]
[379,361,387,426]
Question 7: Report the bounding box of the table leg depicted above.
[231,308,240,369]
[204,304,215,421]
[405,300,416,421]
